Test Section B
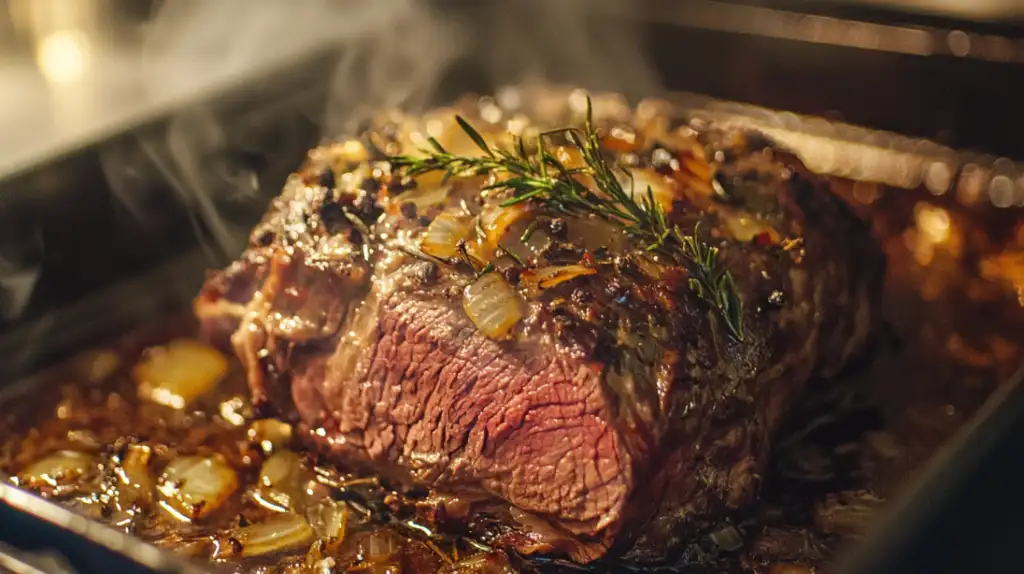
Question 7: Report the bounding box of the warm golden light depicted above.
[914,202,951,245]
[907,202,962,267]
[36,29,91,86]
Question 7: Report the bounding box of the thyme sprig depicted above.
[388,97,744,341]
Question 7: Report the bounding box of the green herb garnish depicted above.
[389,95,744,341]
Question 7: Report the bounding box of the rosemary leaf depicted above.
[520,221,538,243]
[477,262,496,277]
[387,95,745,341]
[455,116,494,157]
[426,136,447,154]
[498,242,527,266]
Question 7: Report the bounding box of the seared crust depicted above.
[195,89,884,564]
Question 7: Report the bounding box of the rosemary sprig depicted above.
[388,96,744,341]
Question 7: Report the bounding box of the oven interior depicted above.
[0,1,1022,573]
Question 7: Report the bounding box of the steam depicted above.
[479,0,661,100]
[100,0,659,259]
[139,0,462,133]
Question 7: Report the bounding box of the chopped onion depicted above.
[634,99,674,140]
[248,419,293,454]
[549,146,594,189]
[602,125,645,153]
[115,444,155,509]
[307,499,349,543]
[213,513,314,559]
[620,168,679,212]
[672,151,716,197]
[217,396,249,427]
[550,146,586,170]
[420,211,472,259]
[682,155,712,182]
[476,203,532,259]
[19,451,96,489]
[254,451,307,512]
[436,115,493,158]
[134,339,228,409]
[157,455,238,522]
[392,185,451,212]
[520,265,597,293]
[463,273,524,340]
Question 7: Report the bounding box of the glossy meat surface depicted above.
[195,90,885,563]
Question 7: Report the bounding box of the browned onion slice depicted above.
[421,211,472,260]
[134,339,228,410]
[254,451,308,512]
[18,451,96,489]
[213,513,315,559]
[156,455,238,522]
[114,444,155,509]
[520,265,597,293]
[463,273,524,340]
[475,203,533,261]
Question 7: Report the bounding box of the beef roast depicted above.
[194,90,885,564]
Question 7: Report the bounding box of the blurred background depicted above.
[0,0,1023,180]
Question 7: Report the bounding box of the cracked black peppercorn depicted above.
[549,217,567,239]
[318,168,336,190]
[503,267,521,285]
[319,202,347,235]
[256,229,275,246]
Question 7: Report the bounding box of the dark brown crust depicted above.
[195,92,885,565]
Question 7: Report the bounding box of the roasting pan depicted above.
[1,1,1022,572]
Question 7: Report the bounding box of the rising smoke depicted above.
[101,0,658,259]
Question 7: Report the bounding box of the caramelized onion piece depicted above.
[603,125,645,153]
[622,168,679,213]
[307,499,349,545]
[550,145,586,170]
[115,444,155,509]
[520,265,597,293]
[254,451,307,512]
[213,513,315,559]
[476,203,532,259]
[134,339,227,409]
[421,211,472,259]
[157,455,238,522]
[248,419,293,454]
[463,273,524,340]
[549,145,594,188]
[19,451,96,489]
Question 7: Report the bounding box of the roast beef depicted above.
[194,89,885,564]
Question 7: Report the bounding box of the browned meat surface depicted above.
[194,91,885,564]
